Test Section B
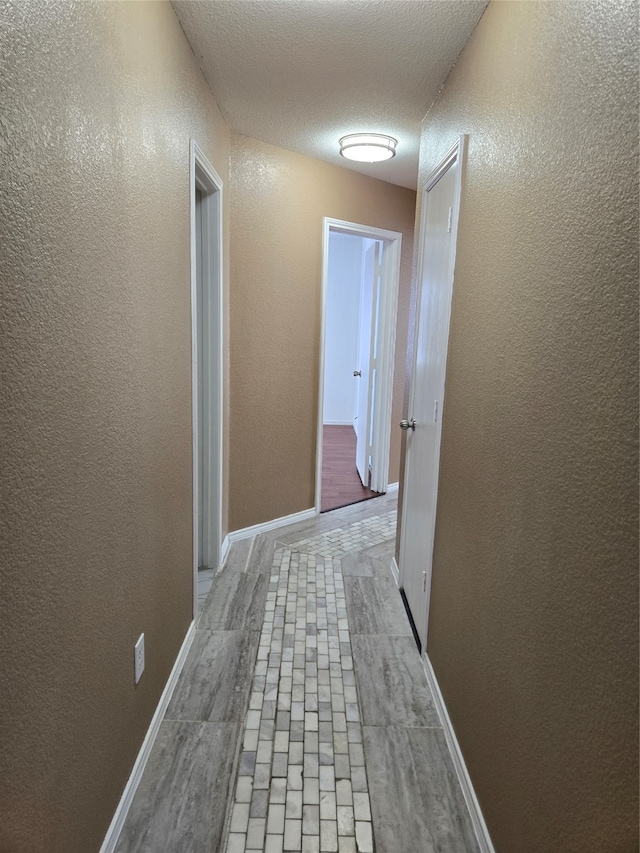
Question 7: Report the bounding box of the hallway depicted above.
[115,493,478,852]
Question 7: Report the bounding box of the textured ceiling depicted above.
[171,0,487,189]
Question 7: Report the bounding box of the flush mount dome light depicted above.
[339,133,397,163]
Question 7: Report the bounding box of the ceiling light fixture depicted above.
[339,133,397,163]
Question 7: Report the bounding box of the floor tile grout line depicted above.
[358,724,446,730]
[243,534,257,574]
[161,718,248,725]
[341,556,371,739]
[221,596,266,853]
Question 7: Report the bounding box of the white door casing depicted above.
[190,140,224,617]
[354,242,377,485]
[316,219,402,512]
[399,136,466,651]
[196,188,206,562]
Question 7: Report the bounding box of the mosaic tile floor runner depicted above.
[225,512,396,853]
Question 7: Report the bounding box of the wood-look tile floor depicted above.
[320,425,380,513]
[116,494,480,853]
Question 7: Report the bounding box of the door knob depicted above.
[353,370,362,377]
[399,418,416,431]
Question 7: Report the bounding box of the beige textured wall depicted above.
[0,2,229,851]
[410,2,638,851]
[228,135,416,531]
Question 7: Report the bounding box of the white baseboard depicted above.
[422,655,495,853]
[385,482,399,494]
[227,507,317,544]
[99,621,197,853]
[322,420,353,426]
[220,534,230,567]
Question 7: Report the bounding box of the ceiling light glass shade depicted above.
[339,133,397,163]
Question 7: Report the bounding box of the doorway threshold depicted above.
[320,491,383,514]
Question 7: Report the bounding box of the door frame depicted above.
[315,218,402,513]
[398,135,466,650]
[190,140,224,618]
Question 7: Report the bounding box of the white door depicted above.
[354,242,377,485]
[399,142,462,651]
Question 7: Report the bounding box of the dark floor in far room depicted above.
[321,425,380,513]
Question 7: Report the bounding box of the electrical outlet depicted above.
[134,634,145,684]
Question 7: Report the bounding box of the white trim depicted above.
[398,135,466,647]
[322,219,403,242]
[385,482,399,494]
[227,508,318,544]
[99,622,197,853]
[322,420,354,426]
[316,217,402,512]
[190,139,224,619]
[422,655,495,853]
[220,534,230,567]
[316,221,330,513]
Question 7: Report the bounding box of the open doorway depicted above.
[190,140,223,617]
[316,218,402,513]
